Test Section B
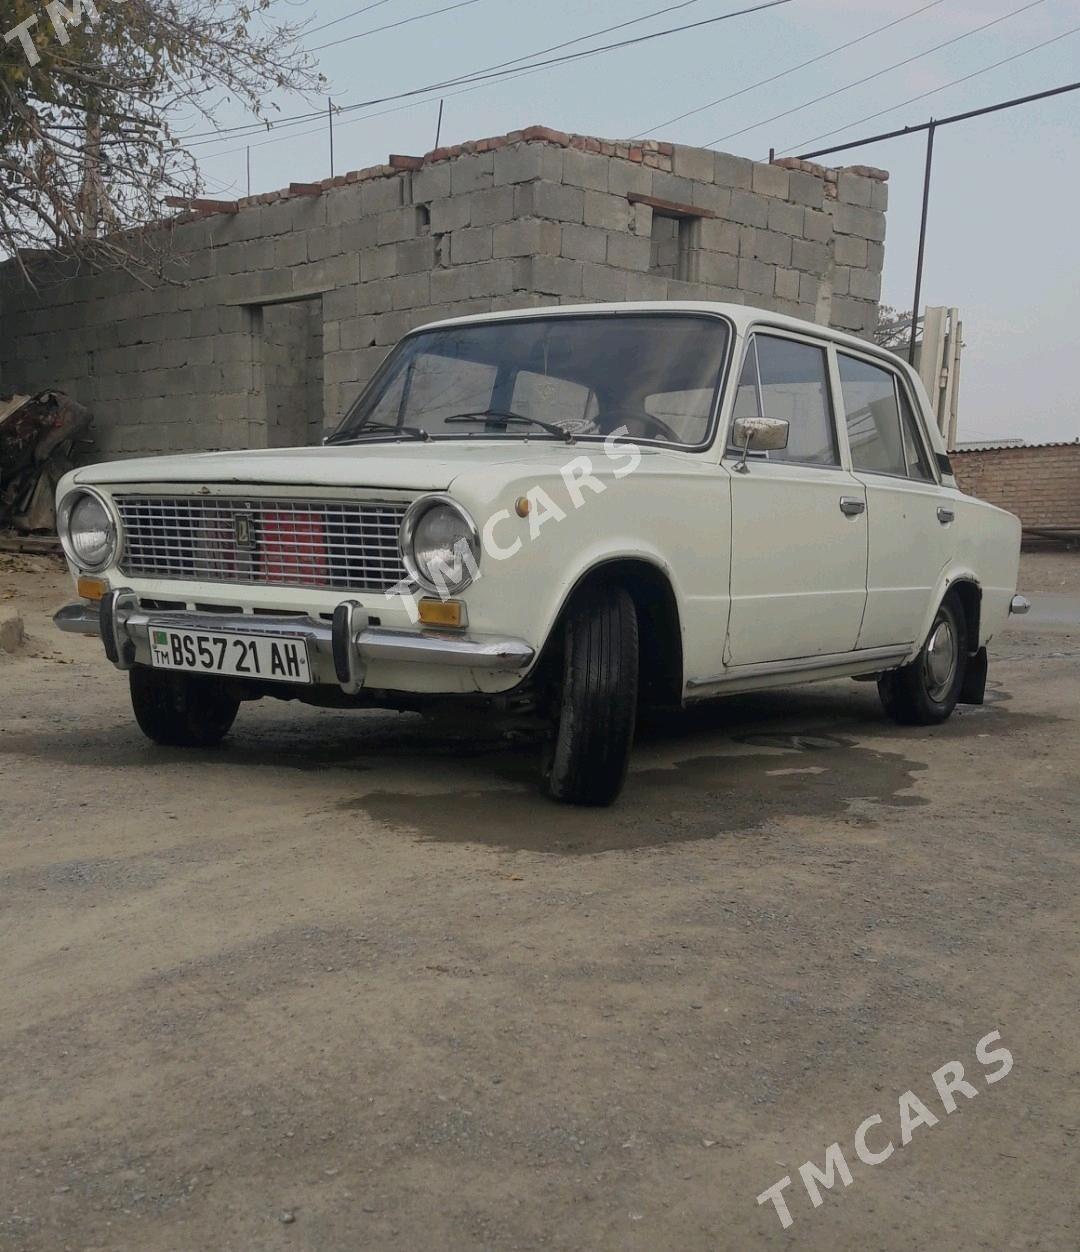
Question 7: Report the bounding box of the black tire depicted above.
[878,593,968,726]
[544,585,639,806]
[129,666,240,747]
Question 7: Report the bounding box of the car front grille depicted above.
[114,494,410,593]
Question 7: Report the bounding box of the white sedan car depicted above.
[55,302,1027,805]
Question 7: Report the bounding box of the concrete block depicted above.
[561,223,608,264]
[672,145,717,184]
[800,272,822,306]
[803,208,831,243]
[396,236,437,274]
[355,280,392,315]
[468,259,523,298]
[450,152,495,195]
[325,349,365,387]
[376,207,417,245]
[411,162,451,203]
[849,267,882,301]
[834,234,868,267]
[629,202,653,237]
[699,218,740,255]
[306,225,344,261]
[341,216,379,253]
[563,148,610,192]
[788,169,824,209]
[390,272,431,310]
[871,180,889,212]
[651,172,696,206]
[792,238,829,273]
[866,241,885,273]
[775,267,800,302]
[692,251,739,287]
[729,190,768,228]
[832,265,851,296]
[713,152,753,189]
[429,195,471,234]
[494,142,564,185]
[691,183,732,217]
[738,257,775,297]
[450,227,494,265]
[491,292,549,312]
[327,185,365,226]
[608,160,652,199]
[323,286,358,320]
[291,255,360,293]
[362,246,399,281]
[838,172,872,208]
[768,200,805,237]
[518,181,585,224]
[584,191,632,233]
[469,186,516,227]
[274,234,308,268]
[626,272,670,301]
[431,266,473,304]
[830,295,867,331]
[531,255,584,298]
[751,162,790,199]
[287,195,329,234]
[834,203,886,242]
[360,176,405,215]
[581,264,628,302]
[606,233,652,272]
[493,219,561,258]
[338,316,378,351]
[753,230,793,268]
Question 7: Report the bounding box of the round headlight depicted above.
[402,496,481,595]
[59,490,118,571]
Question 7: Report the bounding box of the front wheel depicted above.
[878,594,968,725]
[129,667,240,747]
[543,585,639,807]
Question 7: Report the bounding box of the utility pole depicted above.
[77,112,104,238]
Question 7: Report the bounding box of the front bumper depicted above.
[54,593,535,691]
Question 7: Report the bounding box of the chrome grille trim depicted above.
[114,494,410,593]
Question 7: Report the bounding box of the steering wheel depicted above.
[597,409,680,444]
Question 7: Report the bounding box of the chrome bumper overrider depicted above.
[54,594,535,689]
[1009,595,1031,616]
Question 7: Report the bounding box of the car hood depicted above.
[74,441,673,493]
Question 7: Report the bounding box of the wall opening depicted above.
[259,297,324,448]
[650,212,701,283]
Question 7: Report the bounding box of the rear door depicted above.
[836,351,953,649]
[725,331,869,667]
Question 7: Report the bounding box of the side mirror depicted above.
[731,416,790,473]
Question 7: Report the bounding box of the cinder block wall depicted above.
[952,443,1080,530]
[0,126,888,460]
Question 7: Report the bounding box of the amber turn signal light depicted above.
[77,576,107,602]
[418,598,466,628]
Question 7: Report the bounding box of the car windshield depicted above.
[331,313,731,447]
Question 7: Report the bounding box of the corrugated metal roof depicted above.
[953,438,1080,453]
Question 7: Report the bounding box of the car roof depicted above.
[416,301,908,371]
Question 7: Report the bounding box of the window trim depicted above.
[835,345,941,486]
[722,326,844,471]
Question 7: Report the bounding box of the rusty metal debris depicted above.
[0,391,94,535]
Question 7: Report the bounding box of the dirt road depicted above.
[2,552,1077,1251]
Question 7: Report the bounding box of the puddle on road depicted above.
[342,724,928,854]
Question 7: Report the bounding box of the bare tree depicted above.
[874,304,915,352]
[1,0,322,281]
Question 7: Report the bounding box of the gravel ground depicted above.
[1,552,1077,1251]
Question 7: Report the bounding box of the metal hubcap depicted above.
[924,617,957,701]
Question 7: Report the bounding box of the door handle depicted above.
[937,507,955,525]
[839,496,866,517]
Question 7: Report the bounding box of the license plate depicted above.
[148,627,311,684]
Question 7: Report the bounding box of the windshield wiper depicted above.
[325,422,430,445]
[444,410,574,443]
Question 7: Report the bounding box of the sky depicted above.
[188,0,1080,444]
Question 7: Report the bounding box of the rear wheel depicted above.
[544,585,638,806]
[879,593,968,725]
[129,667,239,747]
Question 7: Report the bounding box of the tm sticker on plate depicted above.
[149,628,312,684]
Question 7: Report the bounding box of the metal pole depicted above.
[909,120,936,365]
[246,147,251,197]
[435,98,445,149]
[328,100,335,177]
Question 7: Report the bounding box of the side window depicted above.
[838,354,910,477]
[729,334,838,466]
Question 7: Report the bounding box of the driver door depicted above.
[725,332,869,667]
